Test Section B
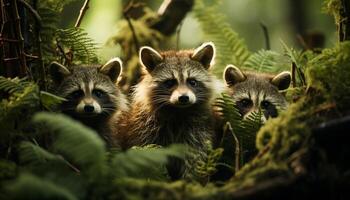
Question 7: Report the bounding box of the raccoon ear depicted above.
[271,71,291,90]
[49,62,71,84]
[99,57,123,82]
[139,46,163,73]
[191,42,215,69]
[223,64,246,86]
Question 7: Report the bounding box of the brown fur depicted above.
[49,58,128,148]
[117,43,221,178]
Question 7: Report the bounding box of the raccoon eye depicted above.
[239,98,253,108]
[163,79,177,88]
[92,89,105,98]
[260,100,271,109]
[187,78,198,87]
[70,90,84,98]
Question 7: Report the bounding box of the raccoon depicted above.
[210,65,291,182]
[223,64,291,122]
[49,58,128,147]
[119,42,221,179]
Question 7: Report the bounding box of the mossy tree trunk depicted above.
[338,0,350,41]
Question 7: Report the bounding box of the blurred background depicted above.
[60,0,335,62]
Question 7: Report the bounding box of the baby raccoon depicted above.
[49,58,128,147]
[120,42,220,179]
[223,64,291,122]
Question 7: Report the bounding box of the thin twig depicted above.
[33,0,46,90]
[260,22,270,50]
[123,0,140,53]
[18,0,42,28]
[291,62,296,88]
[56,39,69,65]
[75,0,90,28]
[224,122,241,173]
[13,0,30,78]
[0,38,20,42]
[296,34,308,50]
[176,21,183,50]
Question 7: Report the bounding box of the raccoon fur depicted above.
[223,64,291,122]
[49,58,128,147]
[119,42,222,179]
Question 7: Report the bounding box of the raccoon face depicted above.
[138,42,215,108]
[223,65,291,122]
[49,58,122,119]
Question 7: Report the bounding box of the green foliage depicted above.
[33,112,106,179]
[215,94,263,172]
[6,173,77,200]
[242,49,290,73]
[112,144,186,180]
[4,113,187,198]
[193,0,251,75]
[107,6,164,89]
[55,28,99,64]
[0,77,63,143]
[307,41,350,110]
[193,141,224,183]
[37,2,99,65]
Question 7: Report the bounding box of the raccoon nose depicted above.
[84,105,95,113]
[178,95,189,104]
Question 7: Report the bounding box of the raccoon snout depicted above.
[178,95,189,104]
[170,90,196,106]
[84,104,95,113]
[76,99,102,114]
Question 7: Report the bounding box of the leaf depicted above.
[243,49,289,73]
[111,144,186,180]
[32,112,106,178]
[193,0,251,75]
[5,173,77,200]
[40,91,66,111]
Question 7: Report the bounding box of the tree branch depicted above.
[151,0,194,36]
[123,0,142,53]
[338,0,350,41]
[260,22,270,50]
[75,0,90,28]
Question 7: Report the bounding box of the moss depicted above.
[112,178,219,200]
[307,41,350,111]
[0,160,17,181]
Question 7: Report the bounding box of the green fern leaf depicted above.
[193,0,251,75]
[55,28,99,64]
[111,144,186,180]
[40,91,66,111]
[5,173,77,200]
[32,112,106,178]
[243,49,289,73]
[215,94,263,170]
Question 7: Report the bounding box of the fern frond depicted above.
[243,50,289,73]
[0,80,40,123]
[194,141,223,183]
[280,40,304,69]
[0,76,29,94]
[215,94,263,169]
[39,91,66,111]
[193,0,251,75]
[56,28,99,64]
[32,112,106,178]
[215,93,242,126]
[5,173,77,200]
[37,7,60,64]
[111,144,186,180]
[19,142,63,166]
